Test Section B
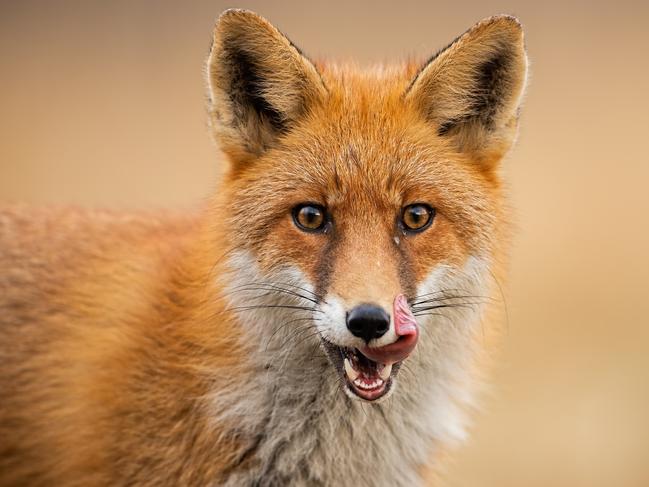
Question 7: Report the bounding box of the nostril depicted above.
[346,304,390,342]
[375,320,389,335]
[347,319,364,335]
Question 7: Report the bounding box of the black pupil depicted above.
[301,207,321,226]
[408,206,428,226]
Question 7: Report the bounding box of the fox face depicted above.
[208,10,526,403]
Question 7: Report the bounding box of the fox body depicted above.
[0,10,527,487]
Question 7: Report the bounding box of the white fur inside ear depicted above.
[406,16,527,163]
[207,10,326,157]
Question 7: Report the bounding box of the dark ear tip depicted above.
[460,15,526,57]
[218,8,261,21]
[479,14,522,29]
[214,9,270,35]
[475,14,525,41]
[489,14,522,26]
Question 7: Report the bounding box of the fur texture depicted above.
[0,10,527,486]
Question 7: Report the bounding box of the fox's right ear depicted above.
[207,9,326,163]
[406,16,528,170]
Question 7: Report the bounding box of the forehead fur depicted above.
[223,62,502,254]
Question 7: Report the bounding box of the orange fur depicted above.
[0,10,527,486]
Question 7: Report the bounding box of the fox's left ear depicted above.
[207,9,327,163]
[406,15,528,169]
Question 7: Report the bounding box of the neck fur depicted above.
[205,251,487,486]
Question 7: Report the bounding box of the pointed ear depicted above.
[406,15,528,168]
[207,9,327,162]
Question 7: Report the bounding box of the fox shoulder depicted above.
[0,205,203,334]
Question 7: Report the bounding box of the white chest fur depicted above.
[212,252,487,486]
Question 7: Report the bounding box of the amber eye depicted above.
[293,204,327,232]
[401,204,435,232]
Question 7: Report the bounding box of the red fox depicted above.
[0,9,527,486]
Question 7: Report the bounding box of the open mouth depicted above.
[322,294,419,402]
[341,347,397,401]
[321,339,416,402]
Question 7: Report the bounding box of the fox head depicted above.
[206,10,527,404]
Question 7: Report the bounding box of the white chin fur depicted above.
[214,250,493,484]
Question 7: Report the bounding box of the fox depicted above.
[0,9,528,487]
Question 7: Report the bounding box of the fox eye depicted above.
[401,204,435,232]
[293,204,326,232]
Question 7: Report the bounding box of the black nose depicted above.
[346,304,390,342]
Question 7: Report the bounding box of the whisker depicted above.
[229,283,320,304]
[410,294,495,307]
[487,268,510,335]
[411,302,484,314]
[307,337,323,359]
[229,304,323,313]
[265,317,315,352]
[291,329,323,349]
[197,246,239,305]
[276,330,323,375]
[409,288,468,300]
[231,280,324,301]
[415,312,455,326]
[359,402,369,420]
[276,323,318,352]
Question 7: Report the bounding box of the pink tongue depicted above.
[359,294,418,365]
[393,293,418,336]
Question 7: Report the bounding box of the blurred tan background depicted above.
[2,1,648,485]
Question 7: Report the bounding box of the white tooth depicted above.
[379,363,393,381]
[344,358,360,382]
[354,378,362,387]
